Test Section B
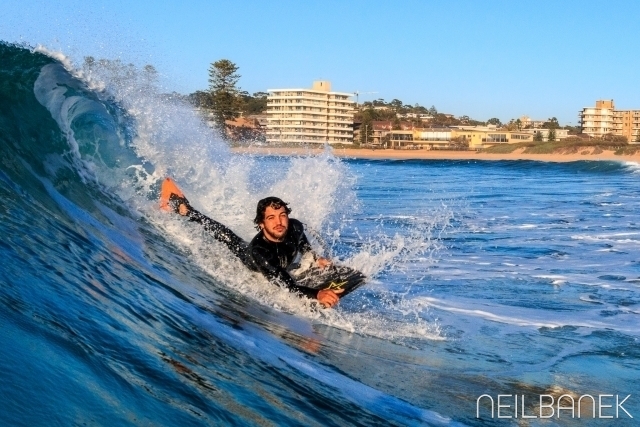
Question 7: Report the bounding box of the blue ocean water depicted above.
[1,42,638,426]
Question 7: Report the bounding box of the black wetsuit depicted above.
[183,207,365,299]
[246,218,319,298]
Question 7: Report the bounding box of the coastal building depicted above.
[522,128,569,141]
[519,115,545,129]
[579,99,640,142]
[451,126,536,149]
[579,100,615,138]
[354,121,417,147]
[247,114,268,129]
[386,125,538,150]
[223,116,266,143]
[265,81,355,145]
[396,113,433,121]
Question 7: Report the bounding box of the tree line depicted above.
[193,59,588,143]
[84,56,606,144]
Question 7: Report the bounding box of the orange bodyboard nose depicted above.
[159,177,185,211]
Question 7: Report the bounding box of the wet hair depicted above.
[254,196,291,227]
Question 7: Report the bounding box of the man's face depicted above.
[260,205,289,242]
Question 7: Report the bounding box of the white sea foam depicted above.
[34,45,75,72]
[517,224,537,229]
[142,138,447,341]
[622,161,640,174]
[579,295,603,304]
[533,274,567,280]
[415,296,639,334]
[571,233,640,245]
[153,209,447,342]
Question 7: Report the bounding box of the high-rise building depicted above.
[579,100,640,142]
[266,81,354,145]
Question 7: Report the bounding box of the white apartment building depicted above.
[266,81,355,145]
[579,100,616,137]
[579,99,640,142]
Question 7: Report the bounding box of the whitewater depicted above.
[1,42,638,426]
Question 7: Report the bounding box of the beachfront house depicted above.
[386,125,545,150]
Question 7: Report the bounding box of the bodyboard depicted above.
[295,265,367,298]
[159,177,185,211]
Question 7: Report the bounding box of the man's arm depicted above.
[292,220,332,269]
[316,288,343,307]
[250,245,319,299]
[250,246,342,307]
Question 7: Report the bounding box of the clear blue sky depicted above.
[3,0,640,125]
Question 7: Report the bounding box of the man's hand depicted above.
[316,257,332,268]
[317,288,344,308]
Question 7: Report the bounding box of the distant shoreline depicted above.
[232,146,640,163]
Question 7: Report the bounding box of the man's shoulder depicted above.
[287,218,306,239]
[248,231,266,247]
[289,218,304,230]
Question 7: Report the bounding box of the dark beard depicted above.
[263,226,287,242]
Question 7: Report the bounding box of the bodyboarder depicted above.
[160,178,366,308]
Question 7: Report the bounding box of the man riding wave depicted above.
[161,178,365,308]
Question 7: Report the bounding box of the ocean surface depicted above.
[1,42,638,426]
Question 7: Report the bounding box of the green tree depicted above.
[487,117,502,127]
[143,64,158,80]
[548,128,556,141]
[141,64,158,92]
[82,56,139,86]
[431,113,461,127]
[389,99,403,112]
[209,59,242,133]
[542,117,560,129]
[188,90,213,109]
[414,104,428,114]
[239,91,268,115]
[563,124,580,135]
[359,115,374,145]
[450,136,469,150]
[83,56,95,67]
[534,131,544,141]
[603,133,628,143]
[392,116,402,130]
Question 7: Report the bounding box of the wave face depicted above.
[0,43,453,426]
[2,42,639,426]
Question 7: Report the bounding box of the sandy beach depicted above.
[232,146,640,163]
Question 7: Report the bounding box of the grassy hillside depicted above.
[481,139,640,155]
